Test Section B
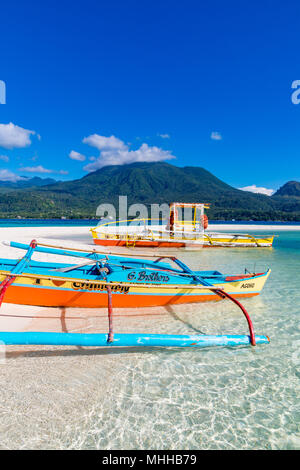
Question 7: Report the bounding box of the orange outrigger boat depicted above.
[0,240,271,309]
[0,241,270,348]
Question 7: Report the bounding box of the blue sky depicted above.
[0,0,299,194]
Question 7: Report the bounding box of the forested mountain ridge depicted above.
[0,162,299,220]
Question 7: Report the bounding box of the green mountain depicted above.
[0,162,299,220]
[273,181,300,197]
[0,176,57,192]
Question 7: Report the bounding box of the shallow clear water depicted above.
[0,219,298,227]
[0,231,299,449]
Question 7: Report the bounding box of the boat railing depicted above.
[92,217,162,228]
[92,218,204,230]
[91,218,206,241]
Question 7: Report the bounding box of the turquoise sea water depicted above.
[0,230,299,449]
[85,231,299,450]
[0,218,299,227]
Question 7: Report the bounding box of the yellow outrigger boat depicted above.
[91,203,275,249]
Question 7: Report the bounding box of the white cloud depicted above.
[0,122,35,149]
[83,134,126,151]
[69,150,86,161]
[158,133,170,139]
[0,154,9,162]
[82,134,176,172]
[239,185,275,196]
[20,165,53,174]
[210,131,222,141]
[0,169,24,182]
[19,165,69,175]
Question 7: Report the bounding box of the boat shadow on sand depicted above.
[4,344,185,359]
[3,303,208,359]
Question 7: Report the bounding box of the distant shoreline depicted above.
[0,219,299,230]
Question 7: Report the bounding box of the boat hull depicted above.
[91,232,274,248]
[0,270,270,308]
[93,238,187,248]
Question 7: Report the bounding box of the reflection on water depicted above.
[0,232,299,449]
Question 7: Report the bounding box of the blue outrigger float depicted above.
[0,240,270,350]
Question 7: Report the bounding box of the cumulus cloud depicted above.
[0,122,36,149]
[19,165,68,175]
[0,154,9,162]
[69,150,86,161]
[239,184,275,196]
[82,134,176,172]
[83,134,126,151]
[0,169,24,182]
[210,131,222,141]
